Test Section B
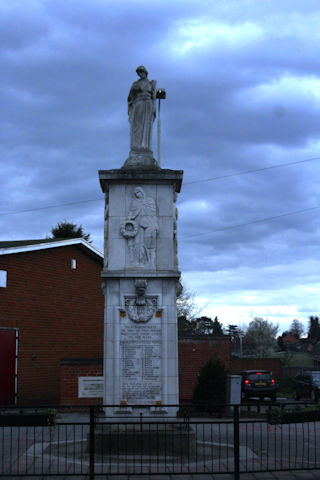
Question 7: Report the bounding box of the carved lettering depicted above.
[119,321,161,404]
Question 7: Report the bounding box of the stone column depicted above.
[99,168,183,416]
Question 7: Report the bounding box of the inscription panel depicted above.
[78,377,104,398]
[119,316,161,404]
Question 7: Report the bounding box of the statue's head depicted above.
[133,187,144,199]
[136,65,148,77]
[135,279,147,297]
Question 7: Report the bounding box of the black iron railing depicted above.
[0,402,320,478]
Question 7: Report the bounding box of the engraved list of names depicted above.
[120,319,161,404]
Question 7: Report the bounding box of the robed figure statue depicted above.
[120,186,158,268]
[127,66,156,163]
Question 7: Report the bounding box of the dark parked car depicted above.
[293,371,320,402]
[240,370,277,401]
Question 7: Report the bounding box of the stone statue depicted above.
[127,66,156,165]
[120,186,158,268]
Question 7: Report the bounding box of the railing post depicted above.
[233,405,240,480]
[89,406,95,480]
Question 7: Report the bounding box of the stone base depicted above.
[122,151,160,169]
[88,423,196,456]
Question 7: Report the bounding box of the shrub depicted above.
[192,356,227,409]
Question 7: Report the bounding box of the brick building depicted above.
[0,239,104,405]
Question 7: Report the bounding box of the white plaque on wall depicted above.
[119,313,162,404]
[0,270,7,288]
[78,376,104,398]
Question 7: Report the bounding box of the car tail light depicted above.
[271,379,275,384]
[256,372,262,374]
[245,379,250,385]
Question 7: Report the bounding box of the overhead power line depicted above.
[0,155,319,217]
[183,156,320,186]
[186,205,320,238]
[0,198,102,217]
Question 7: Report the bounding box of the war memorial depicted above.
[99,66,183,418]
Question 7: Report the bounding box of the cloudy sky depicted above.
[1,0,320,333]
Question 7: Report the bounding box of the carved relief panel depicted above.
[122,279,159,323]
[120,186,158,268]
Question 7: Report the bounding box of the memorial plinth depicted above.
[99,168,183,416]
[91,423,196,456]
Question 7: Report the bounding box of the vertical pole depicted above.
[89,406,95,480]
[233,405,240,480]
[157,98,161,167]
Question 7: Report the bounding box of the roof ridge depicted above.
[0,238,103,260]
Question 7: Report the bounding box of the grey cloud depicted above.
[1,1,320,331]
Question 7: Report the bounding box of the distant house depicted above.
[0,238,104,405]
[281,333,299,351]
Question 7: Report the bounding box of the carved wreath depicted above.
[120,220,138,239]
[126,298,156,323]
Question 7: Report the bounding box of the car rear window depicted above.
[311,373,320,384]
[247,373,271,381]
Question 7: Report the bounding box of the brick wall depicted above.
[60,359,103,406]
[231,357,281,379]
[0,246,104,405]
[178,336,231,401]
[59,337,232,405]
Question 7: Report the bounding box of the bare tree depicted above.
[289,319,304,339]
[243,317,279,356]
[176,280,199,321]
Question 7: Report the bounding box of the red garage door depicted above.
[0,329,17,405]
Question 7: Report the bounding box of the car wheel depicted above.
[293,389,300,401]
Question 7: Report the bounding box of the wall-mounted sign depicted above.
[78,376,103,398]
